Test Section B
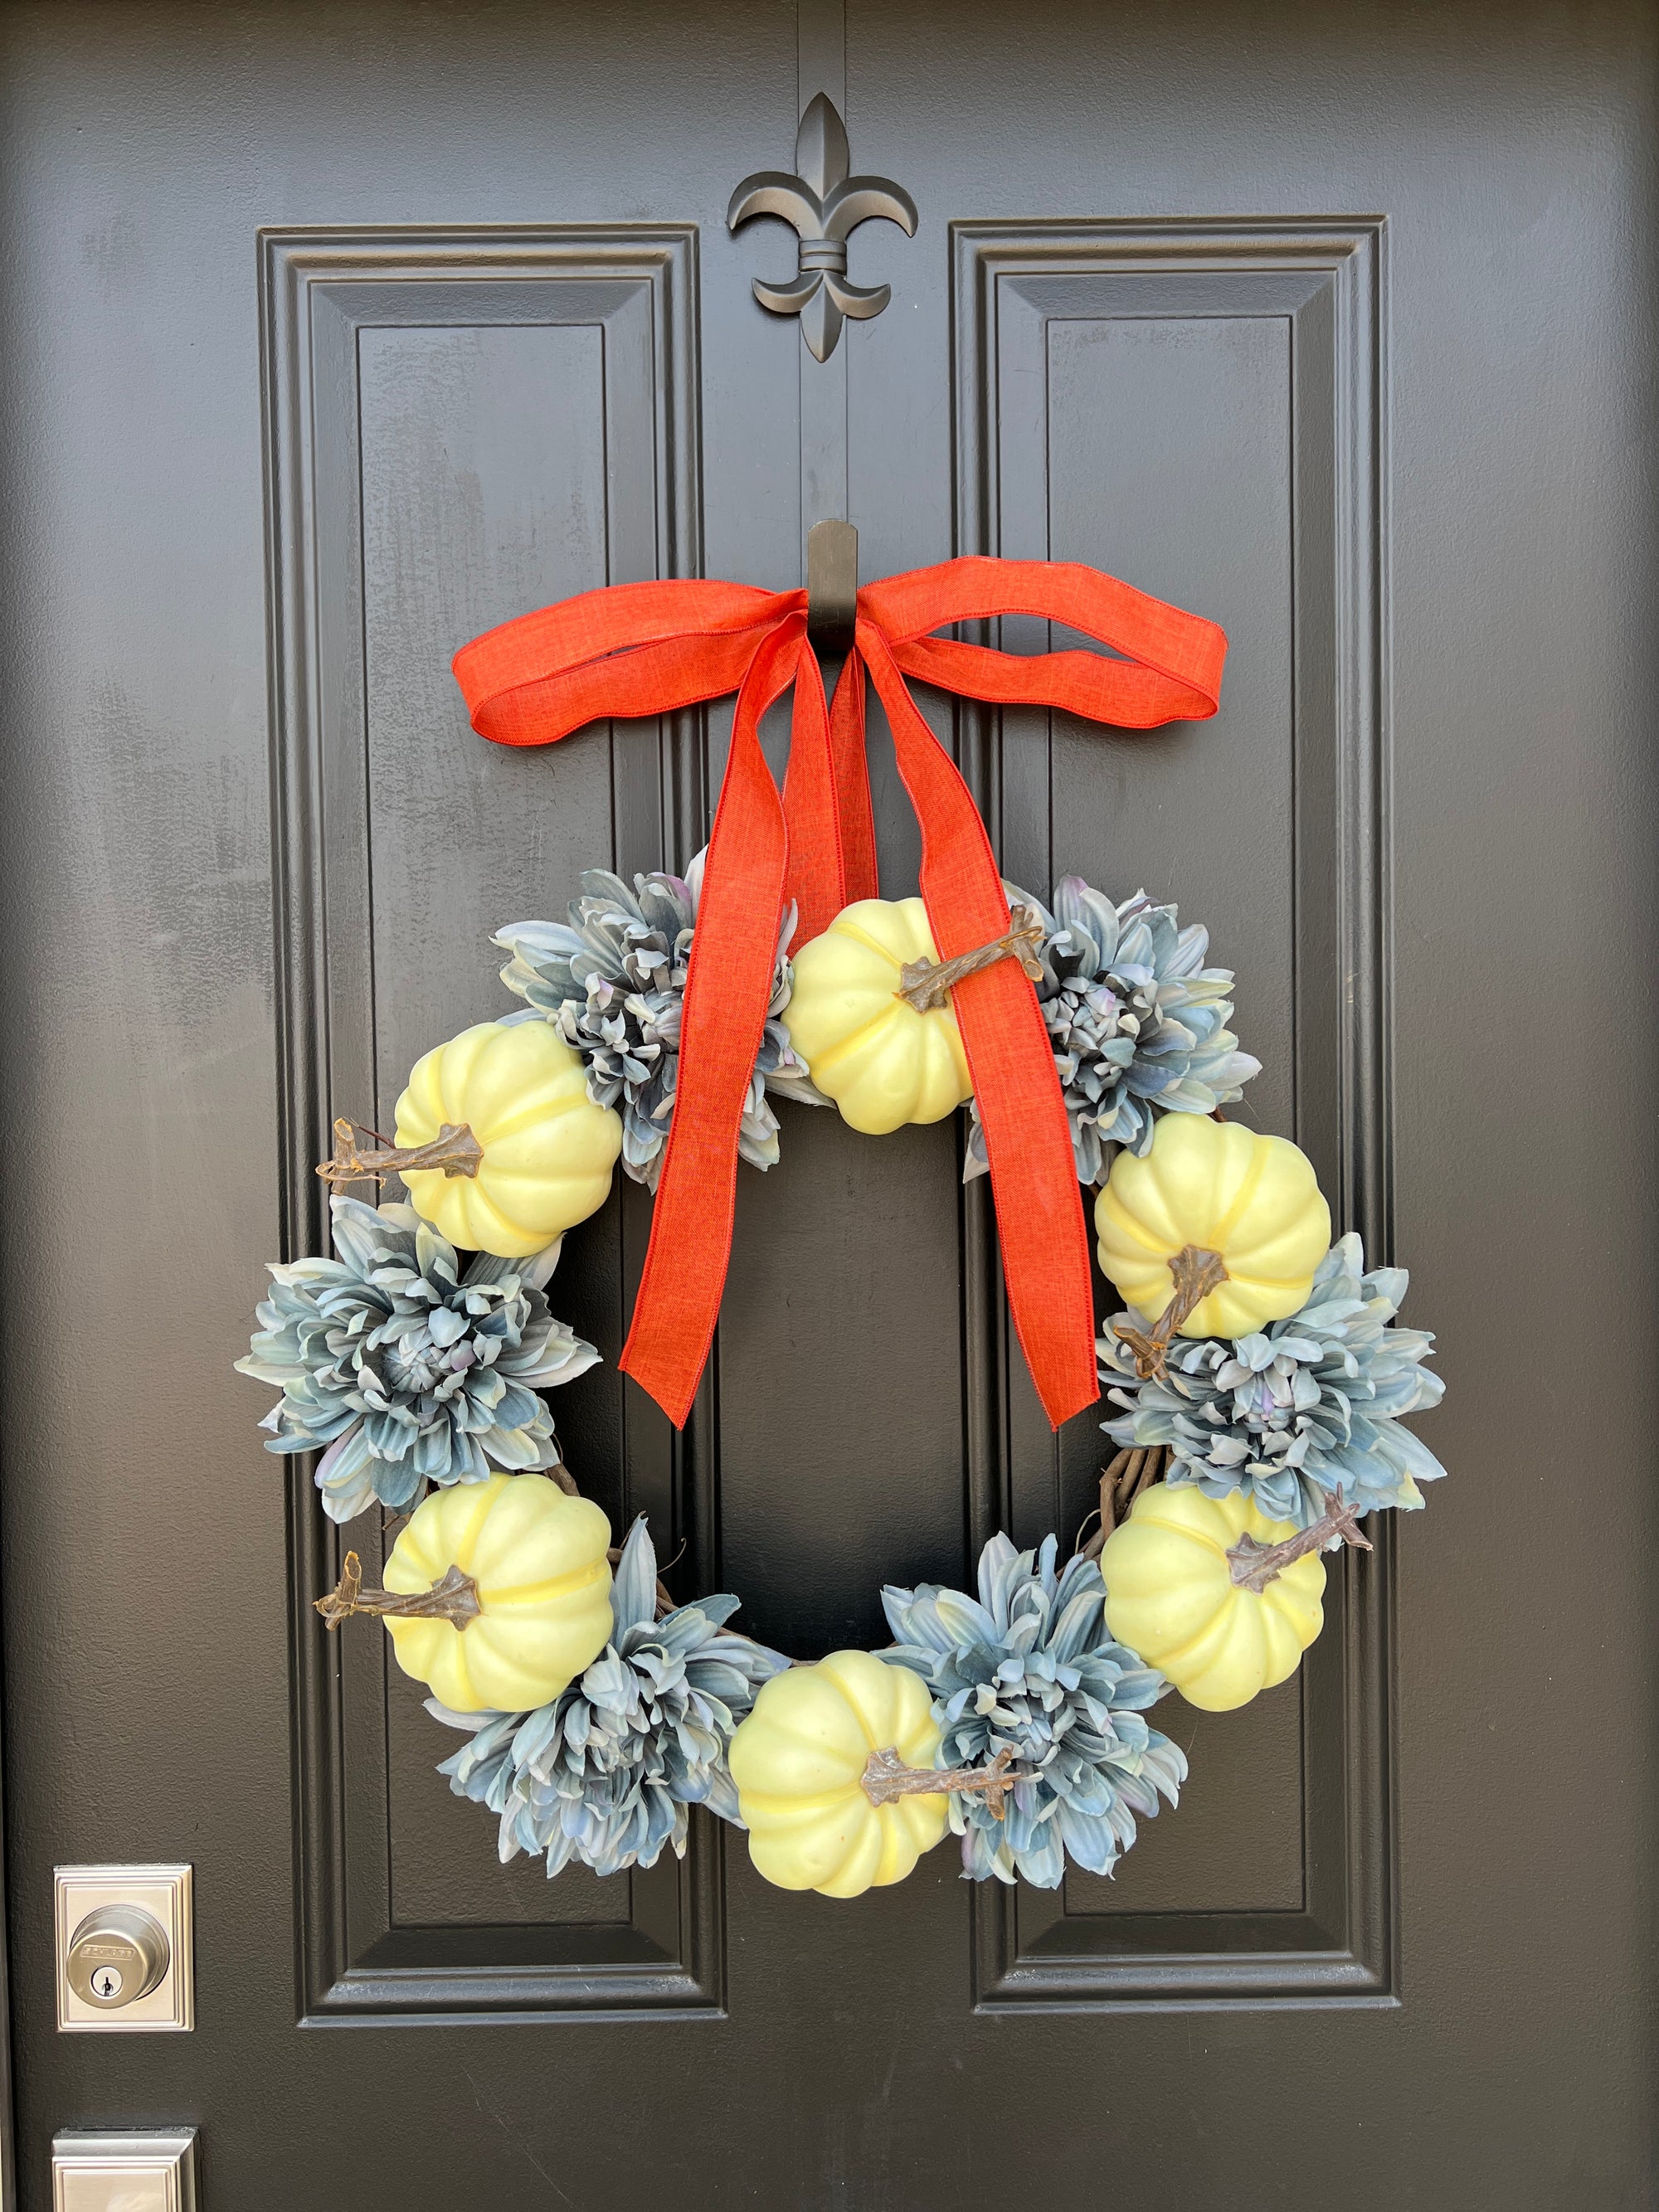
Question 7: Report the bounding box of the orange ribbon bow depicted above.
[453,556,1225,1432]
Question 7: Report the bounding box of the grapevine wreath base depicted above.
[241,855,1446,1900]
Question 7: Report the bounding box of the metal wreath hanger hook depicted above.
[728,93,917,362]
[806,518,858,654]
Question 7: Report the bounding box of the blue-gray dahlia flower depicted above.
[431,1516,786,1878]
[882,1534,1185,1888]
[494,848,824,1193]
[1099,1232,1446,1529]
[967,876,1259,1185]
[236,1197,596,1524]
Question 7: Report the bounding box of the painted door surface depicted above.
[2,1,1652,2204]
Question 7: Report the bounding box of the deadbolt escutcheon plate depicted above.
[55,1864,193,2032]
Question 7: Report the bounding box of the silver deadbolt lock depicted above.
[56,1864,192,2030]
[66,1903,170,2010]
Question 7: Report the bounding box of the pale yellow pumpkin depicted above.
[1099,1484,1325,1712]
[381,1472,613,1714]
[394,1020,621,1258]
[781,898,974,1134]
[1094,1112,1331,1339]
[727,1650,950,1897]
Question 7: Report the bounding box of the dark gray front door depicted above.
[3,1,1652,2204]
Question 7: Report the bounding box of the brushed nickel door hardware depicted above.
[55,1866,193,2033]
[52,2130,197,2211]
[727,93,916,360]
[65,1902,170,2010]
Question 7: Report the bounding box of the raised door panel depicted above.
[951,222,1390,2004]
[262,229,720,2015]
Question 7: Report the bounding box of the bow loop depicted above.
[891,634,1219,727]
[452,554,1225,1434]
[454,579,803,747]
[861,554,1225,727]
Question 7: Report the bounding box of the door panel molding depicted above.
[259,227,723,2020]
[951,218,1394,2008]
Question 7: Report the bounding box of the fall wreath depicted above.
[239,557,1446,1898]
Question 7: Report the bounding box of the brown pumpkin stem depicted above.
[893,905,1045,1014]
[861,1743,1029,1822]
[1112,1245,1228,1382]
[1079,1443,1170,1558]
[314,1550,483,1631]
[1226,1487,1373,1593]
[316,1116,484,1187]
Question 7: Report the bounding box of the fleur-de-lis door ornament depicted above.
[727,93,917,362]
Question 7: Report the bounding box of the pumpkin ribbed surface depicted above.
[1099,1484,1325,1712]
[782,899,975,1134]
[1094,1112,1331,1339]
[728,1650,949,1897]
[382,1472,613,1714]
[394,1020,621,1258]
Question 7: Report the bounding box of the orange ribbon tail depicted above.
[452,555,1225,1431]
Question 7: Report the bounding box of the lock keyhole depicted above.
[66,1904,169,2010]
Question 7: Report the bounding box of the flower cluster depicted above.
[883,1534,1185,1888]
[494,851,822,1191]
[236,1198,596,1523]
[433,1518,786,1879]
[1099,1232,1446,1528]
[968,876,1258,1185]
